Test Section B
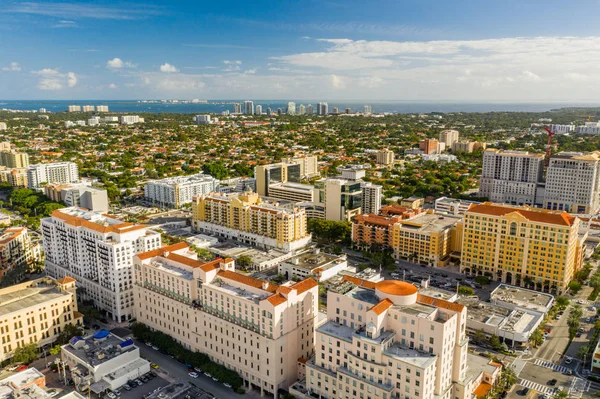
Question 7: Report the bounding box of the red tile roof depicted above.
[56,276,76,284]
[217,270,278,293]
[369,298,393,315]
[266,294,287,306]
[342,275,376,289]
[473,382,492,397]
[292,278,318,294]
[467,203,575,226]
[417,294,465,312]
[136,242,189,260]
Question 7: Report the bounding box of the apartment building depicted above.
[301,277,472,399]
[544,151,600,213]
[317,179,362,222]
[460,203,584,294]
[439,130,459,148]
[0,227,41,281]
[41,207,162,321]
[144,173,219,208]
[67,105,81,112]
[0,151,29,169]
[451,141,486,153]
[133,243,319,398]
[361,182,383,216]
[282,155,319,179]
[255,162,302,197]
[434,197,480,215]
[376,149,395,166]
[120,115,141,124]
[27,162,79,189]
[478,149,544,206]
[192,192,311,252]
[0,277,83,362]
[45,183,109,213]
[419,139,442,155]
[267,182,317,203]
[0,168,28,187]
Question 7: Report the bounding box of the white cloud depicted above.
[38,78,62,90]
[244,68,257,75]
[108,83,118,89]
[67,72,77,87]
[520,70,541,81]
[107,58,136,69]
[160,63,179,73]
[222,60,242,72]
[139,72,205,92]
[223,60,242,65]
[2,62,21,72]
[53,20,78,28]
[331,74,345,89]
[32,68,60,76]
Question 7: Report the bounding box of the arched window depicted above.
[509,222,517,236]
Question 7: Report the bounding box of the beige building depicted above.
[192,192,311,252]
[439,129,460,148]
[267,182,317,203]
[133,243,319,398]
[255,162,302,197]
[460,203,584,294]
[0,277,83,362]
[298,277,487,399]
[0,227,41,281]
[282,155,320,179]
[0,151,29,169]
[376,149,395,165]
[0,168,28,188]
[316,178,362,222]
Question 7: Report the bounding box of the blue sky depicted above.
[1,0,600,100]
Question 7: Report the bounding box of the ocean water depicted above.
[1,100,599,114]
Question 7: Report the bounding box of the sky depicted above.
[1,0,600,101]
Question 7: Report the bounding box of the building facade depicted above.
[419,139,441,155]
[544,152,600,213]
[376,149,395,165]
[133,243,318,398]
[192,192,311,252]
[439,130,460,148]
[27,162,79,189]
[434,197,480,215]
[0,151,29,169]
[0,227,41,281]
[460,203,583,294]
[319,179,362,222]
[361,182,383,216]
[478,149,544,206]
[255,162,302,197]
[144,173,219,208]
[0,277,83,362]
[282,155,319,179]
[41,208,162,321]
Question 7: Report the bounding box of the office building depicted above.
[234,176,256,192]
[439,129,460,148]
[196,115,211,125]
[267,182,317,203]
[360,182,383,215]
[278,250,347,282]
[234,103,242,114]
[434,197,480,215]
[0,227,41,281]
[27,162,79,189]
[192,192,311,252]
[255,162,302,197]
[318,102,328,116]
[67,105,81,112]
[82,105,95,112]
[478,149,544,206]
[286,102,296,115]
[339,165,366,181]
[364,104,372,114]
[41,207,162,321]
[576,121,600,135]
[96,105,109,112]
[301,276,471,399]
[0,151,29,169]
[419,139,441,155]
[255,105,263,115]
[376,149,395,165]
[298,104,306,115]
[544,151,600,213]
[0,277,83,363]
[120,115,140,125]
[144,173,219,208]
[61,331,150,394]
[281,155,319,179]
[60,185,109,213]
[133,243,318,398]
[306,104,314,115]
[460,203,584,294]
[332,107,339,114]
[244,100,254,115]
[319,178,362,222]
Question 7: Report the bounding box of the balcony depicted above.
[337,366,393,392]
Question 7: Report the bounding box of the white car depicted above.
[212,377,219,382]
[106,393,116,399]
[223,383,232,389]
[47,390,59,398]
[188,372,198,378]
[204,372,212,378]
[565,356,573,364]
[151,346,159,351]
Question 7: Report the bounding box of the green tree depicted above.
[474,329,486,343]
[555,296,570,308]
[529,329,544,347]
[576,345,589,359]
[12,343,38,364]
[236,255,253,269]
[568,281,582,293]
[489,334,501,350]
[458,286,475,296]
[55,324,83,345]
[49,345,62,356]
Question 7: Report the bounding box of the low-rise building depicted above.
[0,227,41,281]
[45,183,109,213]
[0,367,86,398]
[0,277,83,363]
[278,249,348,282]
[144,381,214,399]
[61,331,150,395]
[434,197,480,215]
[145,173,219,209]
[592,339,600,374]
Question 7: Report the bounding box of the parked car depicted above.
[188,372,199,378]
[194,367,202,373]
[585,317,591,323]
[15,365,28,372]
[47,390,59,398]
[150,363,159,369]
[212,377,219,382]
[521,387,529,396]
[122,384,131,391]
[548,379,557,386]
[204,372,212,378]
[145,373,155,380]
[106,393,116,399]
[151,346,159,351]
[565,356,573,364]
[223,383,232,389]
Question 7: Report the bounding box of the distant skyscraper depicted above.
[233,103,241,113]
[298,104,306,115]
[266,107,272,116]
[332,107,339,114]
[277,108,282,115]
[39,108,46,113]
[306,104,314,115]
[244,101,254,115]
[318,102,328,115]
[96,105,109,112]
[364,104,372,114]
[82,105,95,112]
[345,108,351,114]
[286,102,296,115]
[255,105,262,115]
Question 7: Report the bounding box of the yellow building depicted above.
[0,277,83,362]
[0,227,41,281]
[0,151,29,169]
[192,192,311,252]
[460,203,583,294]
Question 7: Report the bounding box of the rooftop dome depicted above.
[375,280,418,305]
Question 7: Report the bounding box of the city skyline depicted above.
[2,0,600,101]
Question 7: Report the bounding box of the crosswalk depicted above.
[568,377,590,398]
[533,359,570,374]
[519,378,557,395]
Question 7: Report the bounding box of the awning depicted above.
[90,380,111,394]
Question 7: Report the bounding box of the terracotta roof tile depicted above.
[217,270,278,293]
[298,357,309,364]
[56,276,76,284]
[369,298,393,315]
[417,294,465,312]
[51,209,151,234]
[473,382,492,397]
[467,203,575,227]
[136,242,189,260]
[292,278,318,294]
[342,275,376,289]
[277,286,293,295]
[266,293,287,306]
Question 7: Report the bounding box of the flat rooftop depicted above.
[400,213,461,233]
[63,332,137,367]
[317,320,354,343]
[384,344,437,368]
[394,303,437,319]
[145,382,214,399]
[457,297,541,334]
[419,287,456,301]
[0,368,47,399]
[346,286,380,305]
[149,259,193,280]
[283,251,345,271]
[0,281,70,317]
[491,284,553,313]
[147,173,216,185]
[268,182,315,193]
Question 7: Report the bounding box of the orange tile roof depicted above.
[342,275,377,289]
[473,382,493,397]
[56,276,76,284]
[298,357,309,364]
[217,270,278,293]
[136,242,189,260]
[376,280,418,296]
[266,293,287,306]
[292,278,318,294]
[489,361,503,369]
[353,214,398,227]
[417,294,465,312]
[370,298,393,315]
[277,286,293,295]
[467,203,575,226]
[199,259,221,272]
[51,209,150,234]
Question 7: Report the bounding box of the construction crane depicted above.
[543,126,555,165]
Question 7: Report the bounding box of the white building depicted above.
[361,182,383,215]
[195,114,211,125]
[41,207,162,321]
[61,185,109,213]
[439,129,460,148]
[298,104,306,115]
[306,104,314,115]
[278,250,348,282]
[576,121,600,135]
[339,165,367,181]
[544,151,600,213]
[144,173,219,208]
[318,102,328,116]
[27,162,79,189]
[0,123,7,131]
[120,115,140,125]
[286,102,296,115]
[255,105,263,115]
[478,149,544,206]
[96,105,109,112]
[364,104,372,114]
[62,331,150,394]
[103,116,118,123]
[233,103,242,114]
[87,117,100,126]
[244,100,254,115]
[82,105,95,112]
[550,124,575,134]
[67,105,81,112]
[434,196,480,215]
